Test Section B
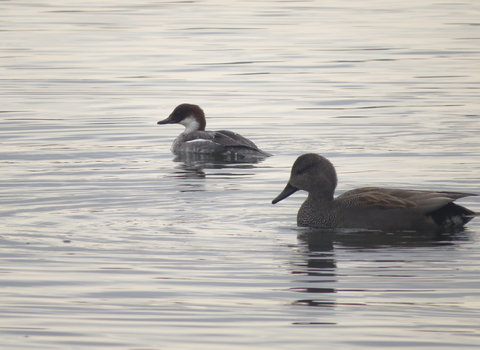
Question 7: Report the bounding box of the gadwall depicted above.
[272,153,478,231]
[157,104,271,158]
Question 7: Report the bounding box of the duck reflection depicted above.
[291,229,468,309]
[169,153,266,180]
[291,231,337,308]
[324,229,467,249]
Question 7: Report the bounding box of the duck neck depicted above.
[297,192,334,228]
[308,187,335,204]
[303,190,335,215]
[180,116,204,134]
[298,191,336,228]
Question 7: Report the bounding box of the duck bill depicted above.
[157,115,174,125]
[272,183,299,204]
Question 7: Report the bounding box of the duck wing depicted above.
[214,130,259,149]
[182,130,256,149]
[181,130,271,156]
[337,187,477,213]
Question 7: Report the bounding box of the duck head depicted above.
[272,153,338,204]
[157,103,207,133]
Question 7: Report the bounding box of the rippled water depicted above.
[1,1,480,349]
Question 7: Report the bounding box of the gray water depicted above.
[1,1,480,349]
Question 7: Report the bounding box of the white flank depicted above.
[186,139,211,143]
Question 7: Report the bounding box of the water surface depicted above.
[1,1,480,349]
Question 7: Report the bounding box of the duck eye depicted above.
[295,168,305,175]
[295,164,312,175]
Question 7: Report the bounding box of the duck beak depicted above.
[157,117,173,125]
[272,183,299,204]
[157,113,175,125]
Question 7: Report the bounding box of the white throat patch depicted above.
[180,115,200,133]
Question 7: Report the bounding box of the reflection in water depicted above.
[291,229,468,309]
[173,152,265,166]
[169,153,265,180]
[299,228,467,250]
[291,232,337,309]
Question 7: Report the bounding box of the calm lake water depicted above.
[1,0,480,349]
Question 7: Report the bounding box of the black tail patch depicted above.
[429,202,476,230]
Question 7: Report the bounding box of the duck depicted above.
[272,153,478,232]
[157,104,272,158]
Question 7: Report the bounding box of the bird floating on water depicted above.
[157,104,271,159]
[272,153,478,232]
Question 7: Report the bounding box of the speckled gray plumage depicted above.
[272,153,477,232]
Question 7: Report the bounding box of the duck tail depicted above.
[429,202,476,229]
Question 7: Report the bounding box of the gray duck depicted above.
[272,153,478,232]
